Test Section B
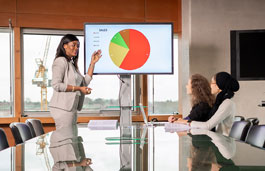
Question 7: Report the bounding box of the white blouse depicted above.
[70,62,83,96]
[190,99,236,136]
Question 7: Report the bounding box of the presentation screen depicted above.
[84,23,173,74]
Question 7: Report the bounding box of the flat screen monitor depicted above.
[231,29,265,80]
[84,23,173,74]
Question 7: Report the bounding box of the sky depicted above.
[0,32,11,102]
[1,31,178,103]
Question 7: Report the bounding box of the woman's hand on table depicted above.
[168,115,178,123]
[174,118,188,124]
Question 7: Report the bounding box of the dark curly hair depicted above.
[190,74,215,107]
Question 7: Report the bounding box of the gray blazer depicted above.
[49,57,92,111]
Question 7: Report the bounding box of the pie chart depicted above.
[109,29,150,70]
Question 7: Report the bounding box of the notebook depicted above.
[164,122,190,132]
[87,120,118,130]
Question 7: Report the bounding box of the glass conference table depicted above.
[1,123,265,171]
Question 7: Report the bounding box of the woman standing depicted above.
[176,72,240,136]
[169,74,215,123]
[49,34,101,133]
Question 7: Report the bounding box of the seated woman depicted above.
[176,72,240,136]
[169,74,215,123]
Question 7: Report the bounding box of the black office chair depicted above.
[245,125,265,148]
[234,116,245,122]
[26,119,45,137]
[246,117,259,126]
[9,122,33,145]
[229,120,251,141]
[0,128,9,151]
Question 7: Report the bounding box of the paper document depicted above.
[164,123,190,132]
[87,120,118,130]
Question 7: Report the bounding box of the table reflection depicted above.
[49,125,93,171]
[1,123,265,171]
[188,129,237,171]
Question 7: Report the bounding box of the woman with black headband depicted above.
[176,72,240,136]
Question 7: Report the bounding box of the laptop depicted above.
[139,103,166,126]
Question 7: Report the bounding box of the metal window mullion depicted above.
[152,75,155,114]
[9,25,14,116]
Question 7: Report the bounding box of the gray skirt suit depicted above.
[49,57,92,133]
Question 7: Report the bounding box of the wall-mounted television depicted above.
[231,29,265,80]
[84,23,173,75]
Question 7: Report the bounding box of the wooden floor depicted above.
[1,124,56,147]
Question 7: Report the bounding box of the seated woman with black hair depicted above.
[176,72,240,136]
[169,74,215,123]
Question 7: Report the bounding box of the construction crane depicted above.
[32,36,51,111]
[36,134,52,171]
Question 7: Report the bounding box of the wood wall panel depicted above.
[0,13,16,26]
[16,0,145,19]
[0,0,16,26]
[146,0,179,19]
[16,14,145,30]
[0,0,16,13]
[146,0,181,32]
[0,117,19,124]
[20,117,55,123]
[42,124,56,133]
[148,114,182,122]
[14,27,22,118]
[0,0,181,32]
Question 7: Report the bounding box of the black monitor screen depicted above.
[231,29,265,80]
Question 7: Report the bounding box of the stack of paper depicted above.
[164,123,190,132]
[87,120,118,130]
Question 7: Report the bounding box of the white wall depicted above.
[180,0,265,123]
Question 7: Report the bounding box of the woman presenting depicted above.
[49,34,101,132]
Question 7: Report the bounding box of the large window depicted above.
[148,35,178,115]
[0,28,13,117]
[23,29,137,116]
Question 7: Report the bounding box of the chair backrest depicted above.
[26,119,45,137]
[234,116,245,122]
[246,117,259,126]
[0,128,9,151]
[9,122,33,145]
[245,125,265,148]
[229,120,251,141]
